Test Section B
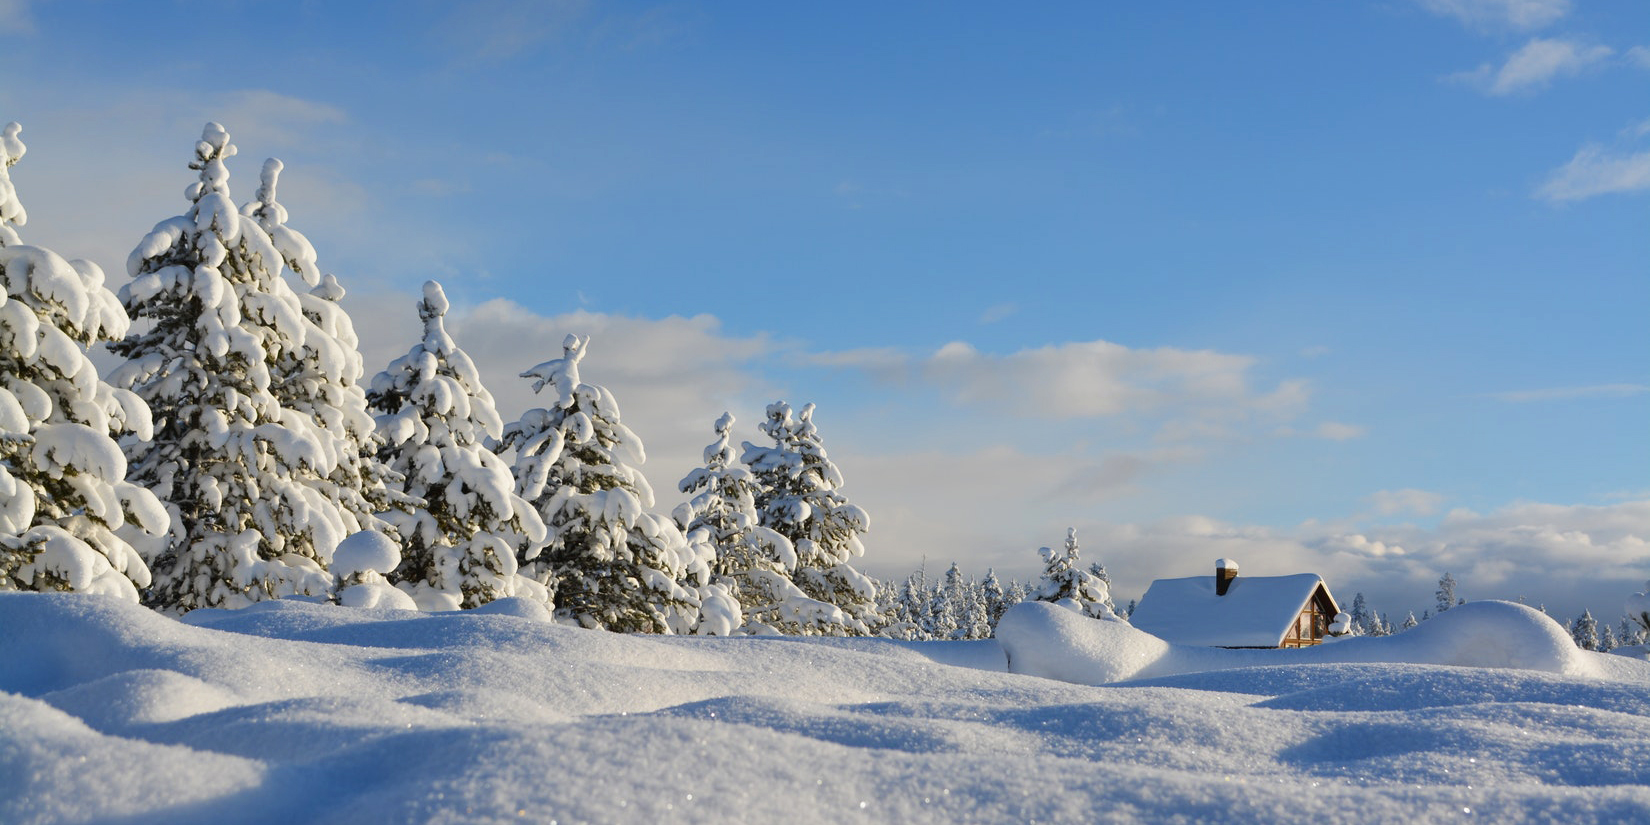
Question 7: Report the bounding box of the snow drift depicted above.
[4,593,1650,824]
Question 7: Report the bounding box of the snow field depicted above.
[4,593,1650,824]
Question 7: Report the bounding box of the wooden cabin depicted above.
[1128,559,1341,649]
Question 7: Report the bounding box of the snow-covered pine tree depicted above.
[1435,572,1459,613]
[0,122,169,600]
[1349,592,1373,636]
[500,333,700,633]
[368,281,546,610]
[882,570,932,640]
[676,412,849,635]
[1033,528,1119,620]
[240,158,400,540]
[109,123,356,611]
[1599,622,1617,653]
[980,567,1008,630]
[1401,611,1419,631]
[741,401,881,635]
[1627,581,1650,637]
[1085,557,1119,617]
[1570,609,1599,651]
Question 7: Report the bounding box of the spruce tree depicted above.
[109,123,351,611]
[241,158,399,538]
[980,567,1008,630]
[676,412,847,634]
[1570,609,1599,651]
[1435,572,1459,613]
[1033,528,1118,620]
[499,333,700,632]
[368,281,546,610]
[741,401,881,635]
[0,122,170,599]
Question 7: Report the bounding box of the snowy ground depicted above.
[4,595,1650,824]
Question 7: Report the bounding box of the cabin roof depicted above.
[1129,573,1332,647]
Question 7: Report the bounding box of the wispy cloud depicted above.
[1450,38,1613,95]
[434,0,587,67]
[812,339,1302,423]
[1368,488,1447,517]
[979,303,1018,324]
[1488,384,1650,402]
[0,0,33,35]
[1416,0,1570,31]
[1536,139,1650,202]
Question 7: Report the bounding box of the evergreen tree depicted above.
[1599,622,1617,653]
[1570,610,1599,651]
[1401,611,1419,631]
[1033,528,1119,620]
[241,159,399,538]
[741,401,881,635]
[1349,592,1374,636]
[980,567,1008,629]
[1435,572,1459,614]
[499,334,699,632]
[368,281,545,610]
[677,412,841,634]
[1627,581,1650,637]
[0,122,169,599]
[1085,558,1119,616]
[110,123,352,611]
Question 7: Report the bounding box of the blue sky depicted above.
[3,0,1646,621]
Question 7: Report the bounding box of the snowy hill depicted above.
[4,594,1650,824]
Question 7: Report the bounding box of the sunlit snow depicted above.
[4,593,1649,824]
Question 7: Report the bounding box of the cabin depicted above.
[1128,559,1341,649]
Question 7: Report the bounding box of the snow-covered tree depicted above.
[742,401,881,635]
[1599,622,1618,653]
[499,333,699,633]
[1349,592,1374,637]
[676,412,847,635]
[881,570,932,640]
[1570,609,1599,651]
[1435,572,1459,614]
[109,123,353,611]
[1034,528,1119,620]
[241,158,399,538]
[1401,611,1419,631]
[0,122,169,600]
[980,567,1008,630]
[368,281,546,610]
[1628,581,1650,637]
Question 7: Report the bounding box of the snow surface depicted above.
[4,595,1650,823]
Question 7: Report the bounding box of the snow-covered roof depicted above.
[1129,573,1332,648]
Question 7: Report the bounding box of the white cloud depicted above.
[979,303,1017,324]
[434,0,587,66]
[1630,46,1650,69]
[1536,144,1650,202]
[1489,383,1650,402]
[1368,488,1447,516]
[1417,0,1570,31]
[814,339,1303,428]
[1451,38,1613,95]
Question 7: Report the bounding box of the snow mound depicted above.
[999,599,1609,685]
[332,530,400,579]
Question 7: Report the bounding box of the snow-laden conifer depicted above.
[676,412,849,635]
[980,567,1008,631]
[110,123,355,611]
[1033,528,1119,620]
[241,159,400,539]
[741,401,881,635]
[0,122,169,599]
[1435,572,1459,613]
[499,333,699,632]
[1570,609,1599,651]
[368,281,545,610]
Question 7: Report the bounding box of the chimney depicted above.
[1215,558,1239,596]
